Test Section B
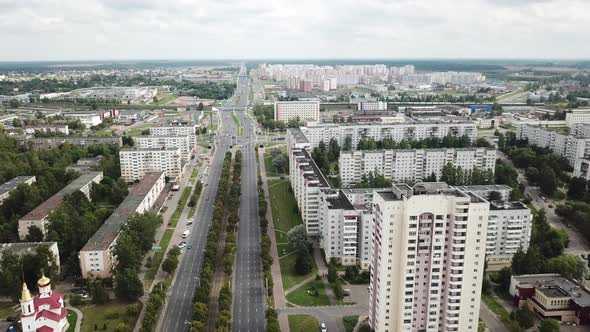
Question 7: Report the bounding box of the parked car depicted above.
[178,242,186,248]
[321,323,327,332]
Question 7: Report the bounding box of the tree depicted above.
[88,278,108,304]
[327,262,337,283]
[191,320,205,332]
[24,225,44,242]
[546,254,588,280]
[513,307,535,329]
[114,268,143,300]
[12,118,22,127]
[333,279,343,301]
[343,136,352,151]
[568,177,587,200]
[488,191,502,201]
[288,225,311,252]
[539,167,557,196]
[197,102,204,111]
[192,302,208,321]
[9,99,20,108]
[295,248,312,275]
[538,319,560,332]
[153,96,159,103]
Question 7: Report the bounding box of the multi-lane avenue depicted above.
[159,84,239,332]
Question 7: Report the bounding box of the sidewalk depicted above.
[258,147,289,332]
[312,244,336,305]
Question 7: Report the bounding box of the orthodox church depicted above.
[19,273,68,332]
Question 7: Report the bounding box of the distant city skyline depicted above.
[1,0,589,61]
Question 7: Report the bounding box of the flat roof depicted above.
[0,242,57,256]
[20,172,102,221]
[325,190,355,210]
[490,201,529,211]
[288,128,309,144]
[120,147,180,152]
[299,149,329,188]
[0,176,35,196]
[340,147,495,154]
[514,274,590,307]
[537,287,570,298]
[81,172,164,252]
[454,184,513,191]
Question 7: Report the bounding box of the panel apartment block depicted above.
[369,183,489,332]
[119,148,182,182]
[274,101,320,122]
[339,148,496,187]
[134,135,192,162]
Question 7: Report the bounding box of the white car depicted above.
[178,242,186,248]
[321,323,327,332]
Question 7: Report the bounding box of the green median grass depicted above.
[144,228,175,286]
[288,314,320,332]
[169,186,192,227]
[286,280,330,307]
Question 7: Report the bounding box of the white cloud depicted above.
[0,0,588,60]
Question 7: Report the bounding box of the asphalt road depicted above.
[160,96,238,332]
[232,70,266,331]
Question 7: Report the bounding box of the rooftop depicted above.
[490,201,529,211]
[81,172,164,252]
[297,149,329,188]
[0,242,57,256]
[120,147,180,152]
[537,287,570,299]
[325,190,355,210]
[20,172,102,221]
[288,128,309,144]
[0,176,36,196]
[454,184,513,192]
[513,273,590,307]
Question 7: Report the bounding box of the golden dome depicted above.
[20,283,32,302]
[37,272,51,288]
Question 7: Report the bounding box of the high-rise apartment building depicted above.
[369,183,489,332]
[339,148,496,187]
[149,123,197,150]
[485,201,532,266]
[299,122,477,150]
[517,124,590,167]
[134,135,192,162]
[274,101,321,123]
[119,148,182,182]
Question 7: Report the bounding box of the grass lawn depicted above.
[144,228,175,286]
[481,294,510,324]
[263,145,287,176]
[79,302,138,332]
[288,314,320,332]
[169,186,192,227]
[66,309,78,332]
[268,180,302,234]
[286,280,330,307]
[276,243,292,257]
[154,93,177,106]
[0,302,17,318]
[343,316,359,332]
[280,252,318,291]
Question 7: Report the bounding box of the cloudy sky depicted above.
[0,0,588,61]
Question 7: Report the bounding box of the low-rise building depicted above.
[18,172,103,239]
[358,101,388,111]
[0,242,60,272]
[22,136,122,150]
[0,176,36,205]
[79,172,165,278]
[24,125,69,136]
[66,156,104,173]
[339,148,496,187]
[510,274,590,325]
[119,147,182,182]
[63,113,102,128]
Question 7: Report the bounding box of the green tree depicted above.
[538,319,560,332]
[288,225,310,252]
[513,307,535,329]
[488,191,502,201]
[114,268,143,301]
[568,177,587,200]
[24,225,44,242]
[294,248,312,275]
[192,302,208,321]
[539,167,557,196]
[327,262,337,283]
[197,102,204,111]
[333,279,343,301]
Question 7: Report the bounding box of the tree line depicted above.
[190,152,232,331]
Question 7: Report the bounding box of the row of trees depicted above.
[355,172,392,189]
[112,212,162,301]
[256,158,274,301]
[438,163,495,186]
[356,134,477,151]
[556,201,590,245]
[191,152,233,331]
[311,139,340,176]
[223,151,242,277]
[327,259,344,301]
[140,282,168,332]
[188,180,203,208]
[269,148,289,175]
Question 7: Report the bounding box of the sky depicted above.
[0,0,589,61]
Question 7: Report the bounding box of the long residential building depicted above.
[369,183,489,332]
[134,135,192,162]
[288,129,329,235]
[21,136,123,150]
[18,172,103,239]
[339,148,496,187]
[299,121,477,149]
[119,147,182,182]
[517,124,590,167]
[24,125,69,136]
[0,176,36,205]
[0,242,60,272]
[79,172,165,278]
[274,100,321,123]
[149,123,197,149]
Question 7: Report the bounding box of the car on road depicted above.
[182,230,190,238]
[343,289,351,296]
[178,242,186,248]
[187,220,193,226]
[321,323,327,332]
[187,245,192,250]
